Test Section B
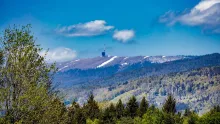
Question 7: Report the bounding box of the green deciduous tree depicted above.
[142,108,163,124]
[198,106,220,124]
[0,25,67,123]
[87,119,100,124]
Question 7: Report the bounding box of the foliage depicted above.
[87,119,100,124]
[142,107,164,124]
[138,96,148,117]
[83,94,100,120]
[116,117,134,124]
[198,106,220,124]
[0,25,67,123]
[115,99,124,119]
[101,103,116,124]
[125,96,138,118]
[67,101,86,124]
[162,94,176,114]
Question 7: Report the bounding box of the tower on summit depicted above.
[102,44,106,57]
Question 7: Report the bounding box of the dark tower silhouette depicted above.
[102,44,106,57]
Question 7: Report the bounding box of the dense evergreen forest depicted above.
[0,26,219,123]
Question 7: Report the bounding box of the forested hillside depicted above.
[63,66,220,115]
[87,53,220,87]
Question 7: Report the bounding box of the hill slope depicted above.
[62,66,220,115]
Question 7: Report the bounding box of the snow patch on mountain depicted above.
[58,65,68,71]
[124,57,129,60]
[144,56,150,59]
[97,56,118,68]
[121,63,128,66]
[75,59,80,62]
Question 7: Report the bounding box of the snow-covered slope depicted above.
[57,55,187,72]
[97,56,118,68]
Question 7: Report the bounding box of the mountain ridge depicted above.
[55,53,220,88]
[56,55,190,71]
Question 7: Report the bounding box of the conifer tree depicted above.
[210,105,220,113]
[109,103,116,119]
[73,109,86,124]
[0,50,3,66]
[101,107,111,123]
[138,96,149,117]
[83,94,100,120]
[183,108,192,117]
[126,96,139,118]
[101,103,116,124]
[116,99,124,119]
[162,94,176,114]
[68,101,86,124]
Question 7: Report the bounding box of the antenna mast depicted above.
[102,44,106,57]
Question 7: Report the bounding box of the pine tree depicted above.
[0,50,3,66]
[183,108,192,117]
[83,94,100,120]
[109,103,116,118]
[68,101,86,124]
[101,107,111,123]
[138,96,149,117]
[73,109,86,124]
[101,103,116,124]
[126,96,139,118]
[210,105,220,114]
[162,94,176,114]
[116,99,124,119]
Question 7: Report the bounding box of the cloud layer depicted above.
[40,47,77,63]
[113,30,135,43]
[159,0,220,34]
[56,20,114,37]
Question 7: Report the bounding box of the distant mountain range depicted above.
[54,53,220,114]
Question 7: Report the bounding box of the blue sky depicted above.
[1,0,220,62]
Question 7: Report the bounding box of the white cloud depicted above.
[195,0,220,11]
[113,30,135,43]
[56,20,114,37]
[159,0,220,33]
[40,47,77,63]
